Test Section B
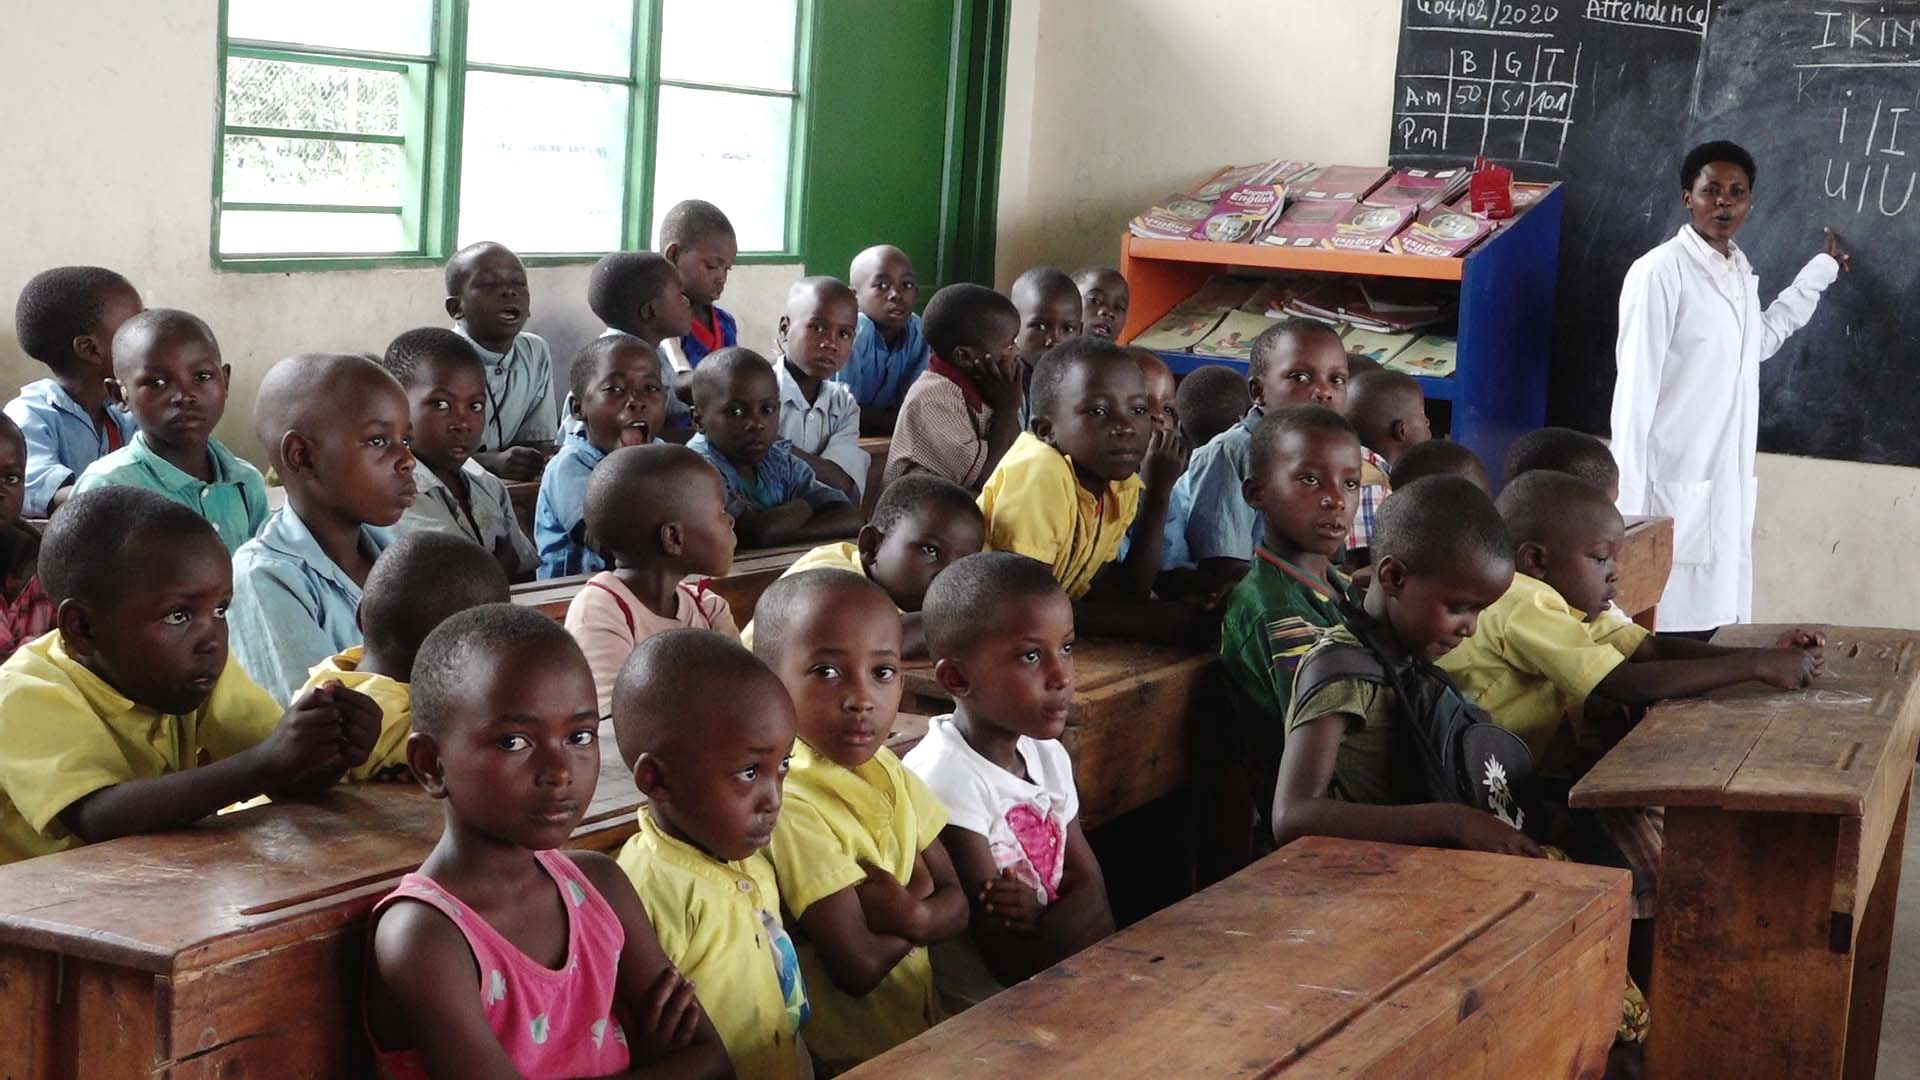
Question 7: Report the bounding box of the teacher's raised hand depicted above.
[1824,227,1853,273]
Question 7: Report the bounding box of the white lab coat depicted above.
[1610,225,1839,631]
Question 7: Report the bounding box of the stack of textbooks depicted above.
[1281,278,1454,334]
[1129,159,1318,243]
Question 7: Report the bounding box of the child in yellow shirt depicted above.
[755,570,970,1072]
[614,629,813,1079]
[295,531,509,781]
[0,488,380,864]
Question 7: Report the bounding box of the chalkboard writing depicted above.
[1391,3,1920,467]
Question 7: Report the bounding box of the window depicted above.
[214,0,807,267]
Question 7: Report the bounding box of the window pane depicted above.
[658,0,797,92]
[226,58,406,135]
[466,0,633,78]
[458,73,628,252]
[219,210,411,256]
[651,87,792,251]
[224,135,406,206]
[227,0,433,55]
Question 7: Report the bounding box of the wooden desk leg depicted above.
[0,945,57,1079]
[1649,807,1853,1078]
[1844,779,1911,1080]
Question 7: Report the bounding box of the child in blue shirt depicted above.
[659,200,739,369]
[687,348,862,549]
[534,336,668,578]
[586,251,695,433]
[836,244,929,435]
[444,241,557,482]
[6,266,143,516]
[229,354,417,704]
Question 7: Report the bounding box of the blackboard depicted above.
[1389,2,1920,467]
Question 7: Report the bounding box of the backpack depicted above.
[1292,607,1544,840]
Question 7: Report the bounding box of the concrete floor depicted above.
[1878,791,1920,1073]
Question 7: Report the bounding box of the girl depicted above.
[0,415,54,661]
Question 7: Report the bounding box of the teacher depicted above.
[1610,140,1850,635]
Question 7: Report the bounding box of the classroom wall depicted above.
[0,1,797,465]
[992,0,1920,628]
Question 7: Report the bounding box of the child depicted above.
[1163,318,1351,586]
[296,532,509,782]
[1072,266,1130,340]
[1505,425,1622,501]
[774,276,868,500]
[534,336,668,579]
[0,488,380,864]
[1387,437,1491,493]
[71,310,267,554]
[587,250,695,431]
[903,552,1115,1000]
[231,354,416,704]
[565,445,738,720]
[977,337,1190,640]
[1172,363,1252,449]
[1009,267,1084,430]
[741,473,986,658]
[613,629,813,1079]
[883,284,1025,492]
[687,348,862,547]
[1129,346,1177,435]
[369,604,728,1079]
[755,570,970,1071]
[1341,368,1430,566]
[660,199,740,369]
[7,266,142,516]
[0,417,53,660]
[837,244,929,434]
[1269,475,1537,855]
[1217,406,1365,841]
[381,328,539,581]
[443,241,556,482]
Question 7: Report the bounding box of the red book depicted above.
[1293,165,1392,202]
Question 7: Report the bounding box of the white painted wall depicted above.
[0,1,798,465]
[993,0,1920,627]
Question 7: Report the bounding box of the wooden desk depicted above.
[509,541,818,623]
[0,739,642,1079]
[849,837,1629,1078]
[904,639,1214,827]
[1570,624,1920,1078]
[1616,515,1673,631]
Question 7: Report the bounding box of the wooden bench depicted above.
[903,639,1214,828]
[848,836,1631,1078]
[1570,623,1920,1078]
[1616,515,1673,630]
[509,541,820,623]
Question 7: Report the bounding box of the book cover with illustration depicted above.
[1366,167,1469,212]
[1388,210,1495,258]
[1341,327,1420,364]
[1193,310,1278,361]
[1260,197,1350,247]
[1191,182,1290,243]
[1387,335,1458,378]
[1293,165,1392,202]
[1130,194,1216,239]
[1322,202,1416,253]
[1239,274,1316,318]
[1132,307,1230,352]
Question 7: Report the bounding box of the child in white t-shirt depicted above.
[902,552,1114,1006]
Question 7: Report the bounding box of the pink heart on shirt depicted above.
[1004,803,1064,902]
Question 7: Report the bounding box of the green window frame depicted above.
[211,0,811,272]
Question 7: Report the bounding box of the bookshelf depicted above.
[1119,183,1563,482]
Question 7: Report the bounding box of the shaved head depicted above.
[111,309,218,380]
[584,444,724,556]
[785,275,857,314]
[611,628,788,770]
[850,244,912,286]
[253,353,403,471]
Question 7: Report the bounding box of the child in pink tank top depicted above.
[366,604,731,1079]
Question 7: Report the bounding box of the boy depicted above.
[1505,426,1622,501]
[837,244,929,434]
[296,532,510,781]
[1163,319,1351,585]
[884,283,1025,492]
[1387,437,1491,493]
[614,630,813,1079]
[756,570,970,1071]
[1130,347,1177,435]
[903,552,1115,999]
[230,354,417,704]
[741,474,986,658]
[687,348,862,548]
[660,199,740,369]
[1218,406,1365,840]
[1009,267,1084,430]
[7,266,142,516]
[0,416,53,660]
[0,488,380,864]
[978,337,1191,640]
[775,276,868,500]
[76,309,268,554]
[1341,368,1430,565]
[534,336,668,578]
[380,328,539,581]
[1072,266,1130,340]
[587,250,695,430]
[1173,363,1252,449]
[443,241,556,481]
[566,445,739,720]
